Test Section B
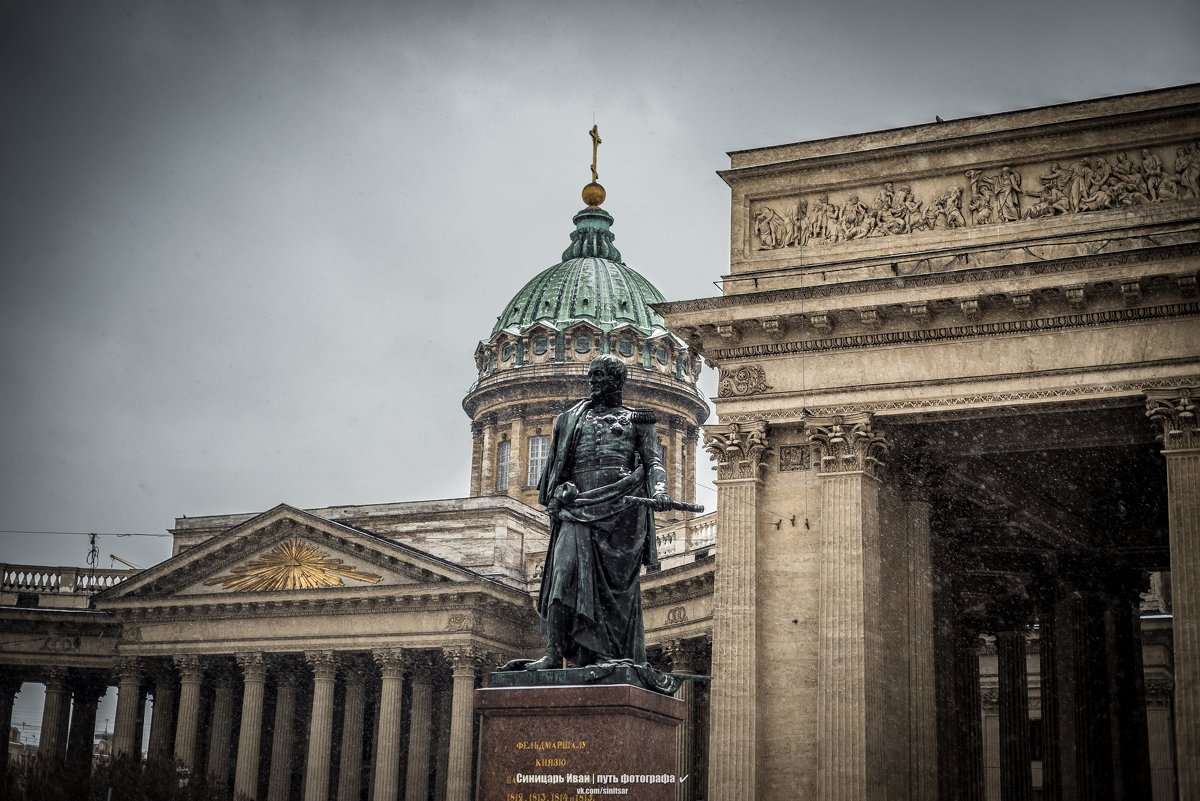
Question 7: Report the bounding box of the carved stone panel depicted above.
[718,365,772,397]
[749,140,1200,253]
[778,444,812,472]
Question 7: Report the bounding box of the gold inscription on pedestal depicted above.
[204,539,383,591]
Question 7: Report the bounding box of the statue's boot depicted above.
[525,602,568,671]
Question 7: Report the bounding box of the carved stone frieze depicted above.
[717,365,772,398]
[750,140,1200,252]
[1146,387,1200,451]
[704,422,771,482]
[806,414,890,477]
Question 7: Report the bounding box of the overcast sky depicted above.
[2,0,1199,576]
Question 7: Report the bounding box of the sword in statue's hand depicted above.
[625,496,705,513]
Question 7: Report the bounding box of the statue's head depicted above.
[588,355,627,405]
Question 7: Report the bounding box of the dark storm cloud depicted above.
[1,0,1198,569]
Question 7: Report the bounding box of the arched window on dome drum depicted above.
[618,338,634,358]
[527,435,549,486]
[532,336,549,356]
[496,439,511,492]
[574,333,592,354]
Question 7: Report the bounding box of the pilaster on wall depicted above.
[703,421,770,801]
[1145,387,1199,800]
[1137,386,1195,796]
[807,414,893,801]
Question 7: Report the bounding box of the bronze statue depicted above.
[524,354,672,670]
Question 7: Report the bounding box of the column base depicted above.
[476,684,685,801]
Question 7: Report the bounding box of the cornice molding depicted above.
[715,375,1200,423]
[708,301,1198,362]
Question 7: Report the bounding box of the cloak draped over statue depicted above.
[536,398,666,665]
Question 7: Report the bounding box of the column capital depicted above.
[237,652,269,681]
[444,646,487,675]
[1146,386,1200,451]
[112,658,142,684]
[42,665,69,685]
[660,639,695,672]
[305,650,337,680]
[704,421,771,482]
[68,671,109,703]
[372,648,411,679]
[806,413,890,477]
[0,665,25,696]
[173,654,204,681]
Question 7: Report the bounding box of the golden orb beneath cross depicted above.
[582,181,606,207]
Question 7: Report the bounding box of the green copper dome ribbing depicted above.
[491,207,669,335]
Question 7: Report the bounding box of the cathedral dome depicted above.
[463,198,708,510]
[491,207,669,337]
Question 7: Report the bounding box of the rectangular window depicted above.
[528,435,549,486]
[496,440,511,492]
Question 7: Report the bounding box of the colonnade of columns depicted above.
[935,568,1169,801]
[2,646,491,801]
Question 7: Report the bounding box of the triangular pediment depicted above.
[98,504,480,603]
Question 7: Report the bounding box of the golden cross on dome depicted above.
[589,124,602,182]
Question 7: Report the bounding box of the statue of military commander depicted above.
[524,354,672,671]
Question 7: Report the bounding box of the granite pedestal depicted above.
[475,679,685,801]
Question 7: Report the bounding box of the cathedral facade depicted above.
[2,85,1198,801]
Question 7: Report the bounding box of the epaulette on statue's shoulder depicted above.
[631,409,657,424]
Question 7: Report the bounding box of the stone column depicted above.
[66,672,107,774]
[173,655,204,771]
[146,665,177,764]
[469,421,484,497]
[995,630,1032,801]
[0,669,23,784]
[405,659,436,801]
[1108,576,1153,797]
[702,421,769,800]
[1036,607,1061,801]
[303,651,338,801]
[903,480,937,801]
[1146,387,1200,798]
[509,405,525,492]
[266,671,299,801]
[808,414,890,801]
[433,675,453,801]
[234,653,268,800]
[664,640,695,801]
[337,661,369,801]
[1145,675,1177,801]
[480,414,497,494]
[206,667,236,785]
[954,628,986,801]
[669,416,686,509]
[444,648,483,801]
[38,667,70,763]
[1054,589,1112,800]
[372,649,409,801]
[112,659,144,760]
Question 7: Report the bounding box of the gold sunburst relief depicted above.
[204,538,384,592]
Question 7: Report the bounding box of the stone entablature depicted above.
[722,84,1200,276]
